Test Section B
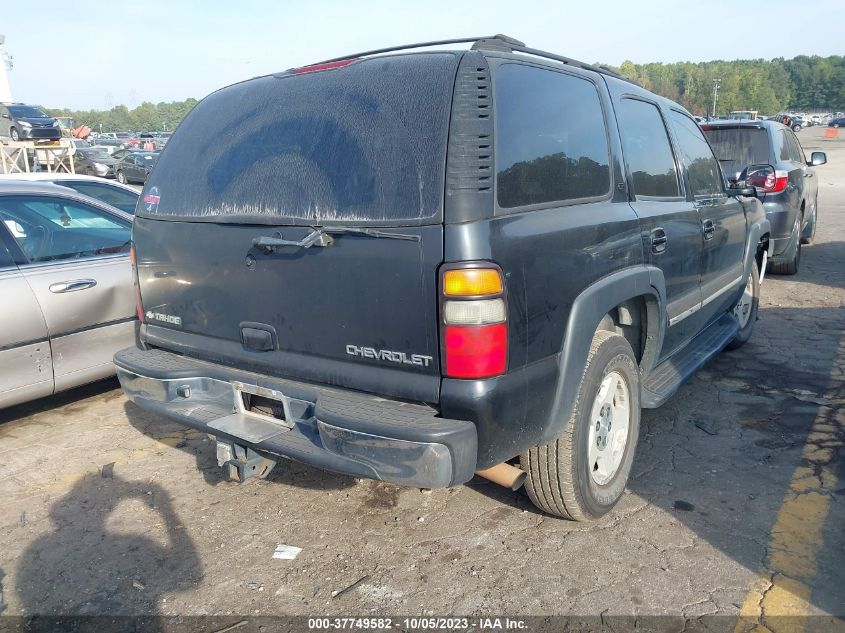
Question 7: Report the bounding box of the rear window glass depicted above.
[494,64,610,209]
[139,53,458,224]
[702,126,770,176]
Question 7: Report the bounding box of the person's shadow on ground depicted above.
[15,474,202,618]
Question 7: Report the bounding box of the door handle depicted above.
[702,220,716,240]
[49,279,97,293]
[650,228,668,254]
[803,172,813,178]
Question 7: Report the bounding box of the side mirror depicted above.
[809,151,827,166]
[1,113,9,119]
[734,164,775,197]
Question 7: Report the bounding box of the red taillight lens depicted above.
[444,324,507,379]
[771,174,789,193]
[748,169,787,193]
[441,266,507,379]
[293,59,357,74]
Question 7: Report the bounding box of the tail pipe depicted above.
[475,462,527,491]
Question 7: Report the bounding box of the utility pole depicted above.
[0,34,12,103]
[712,78,721,118]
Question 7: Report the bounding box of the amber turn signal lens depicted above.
[443,269,503,296]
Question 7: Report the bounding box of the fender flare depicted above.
[539,265,667,445]
[743,216,771,279]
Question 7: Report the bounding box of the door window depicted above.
[668,110,724,197]
[494,64,610,209]
[616,99,681,198]
[785,131,805,163]
[0,196,131,263]
[55,180,139,214]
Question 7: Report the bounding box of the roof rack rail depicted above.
[310,34,635,85]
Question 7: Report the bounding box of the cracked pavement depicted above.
[0,126,843,632]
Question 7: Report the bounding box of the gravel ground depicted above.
[0,126,842,632]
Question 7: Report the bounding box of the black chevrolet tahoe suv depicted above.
[115,35,771,520]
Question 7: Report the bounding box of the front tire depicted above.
[727,262,759,350]
[521,331,640,521]
[116,170,127,184]
[10,127,19,141]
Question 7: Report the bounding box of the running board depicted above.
[641,314,740,409]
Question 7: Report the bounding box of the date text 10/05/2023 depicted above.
[307,617,527,630]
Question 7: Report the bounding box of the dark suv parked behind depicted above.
[115,36,771,520]
[702,120,826,274]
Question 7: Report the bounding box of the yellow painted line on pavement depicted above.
[733,340,845,633]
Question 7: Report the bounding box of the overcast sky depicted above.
[3,0,843,110]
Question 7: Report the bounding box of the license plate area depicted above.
[231,381,313,428]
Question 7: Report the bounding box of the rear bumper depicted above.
[114,346,477,488]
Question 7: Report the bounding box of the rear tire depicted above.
[727,263,759,350]
[521,330,640,521]
[800,200,817,245]
[770,219,801,275]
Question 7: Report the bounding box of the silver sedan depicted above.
[0,181,135,408]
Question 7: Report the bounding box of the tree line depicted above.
[46,99,198,133]
[44,54,844,132]
[614,55,845,116]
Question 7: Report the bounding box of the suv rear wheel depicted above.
[801,198,818,245]
[521,330,640,520]
[770,217,801,275]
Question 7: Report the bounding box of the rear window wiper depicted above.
[253,226,421,252]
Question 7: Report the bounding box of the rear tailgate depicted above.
[133,218,442,402]
[133,53,461,403]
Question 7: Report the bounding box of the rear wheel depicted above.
[727,263,759,350]
[770,218,801,275]
[521,330,640,520]
[801,199,818,244]
[10,127,19,141]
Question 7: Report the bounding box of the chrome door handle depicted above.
[49,279,97,293]
[702,220,716,240]
[650,228,668,254]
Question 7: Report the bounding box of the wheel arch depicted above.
[539,265,666,445]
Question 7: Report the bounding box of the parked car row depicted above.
[0,36,832,522]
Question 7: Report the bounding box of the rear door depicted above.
[0,194,135,391]
[667,110,746,322]
[613,95,704,357]
[0,233,52,408]
[133,53,460,404]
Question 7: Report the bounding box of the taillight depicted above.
[130,244,144,322]
[293,59,357,74]
[748,169,788,193]
[441,266,507,379]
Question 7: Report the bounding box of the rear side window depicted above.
[140,53,458,224]
[616,99,680,198]
[668,111,724,197]
[495,64,610,209]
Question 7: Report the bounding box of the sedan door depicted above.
[0,193,135,392]
[0,235,53,408]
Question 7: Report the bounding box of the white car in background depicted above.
[0,181,136,409]
[0,173,139,214]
